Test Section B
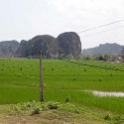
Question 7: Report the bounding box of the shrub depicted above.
[104,114,113,120]
[31,107,40,115]
[46,101,60,109]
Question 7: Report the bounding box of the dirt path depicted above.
[1,111,108,124]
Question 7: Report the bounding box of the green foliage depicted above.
[46,101,60,109]
[66,54,73,60]
[31,107,41,115]
[104,113,113,120]
[59,54,64,59]
[104,114,124,124]
[9,100,42,115]
[9,101,82,116]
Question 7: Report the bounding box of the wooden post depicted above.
[39,51,44,102]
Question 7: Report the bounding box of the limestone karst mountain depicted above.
[0,32,82,58]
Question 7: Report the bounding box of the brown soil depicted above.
[1,111,107,124]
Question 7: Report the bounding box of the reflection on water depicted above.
[85,90,124,97]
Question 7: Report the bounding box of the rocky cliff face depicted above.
[0,40,19,57]
[16,40,28,57]
[31,35,58,58]
[57,32,81,58]
[0,32,81,58]
[16,32,81,58]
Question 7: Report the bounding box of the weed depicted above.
[110,73,113,77]
[31,107,40,115]
[65,96,71,103]
[46,101,60,110]
[73,78,76,81]
[92,78,95,82]
[99,78,102,82]
[104,113,113,120]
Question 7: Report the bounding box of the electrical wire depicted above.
[81,25,124,38]
[78,19,124,33]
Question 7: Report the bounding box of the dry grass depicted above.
[0,101,121,124]
[2,110,108,124]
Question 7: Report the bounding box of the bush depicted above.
[46,101,60,109]
[31,107,40,115]
[104,114,113,120]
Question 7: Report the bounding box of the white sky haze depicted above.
[0,0,124,49]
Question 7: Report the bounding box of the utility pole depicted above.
[39,51,44,102]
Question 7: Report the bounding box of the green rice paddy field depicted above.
[0,58,124,114]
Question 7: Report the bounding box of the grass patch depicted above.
[2,101,124,124]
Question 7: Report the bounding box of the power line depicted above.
[78,19,124,33]
[81,25,124,38]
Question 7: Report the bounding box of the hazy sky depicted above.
[0,0,124,49]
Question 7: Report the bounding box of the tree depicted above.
[66,54,73,60]
[59,54,64,59]
[83,54,92,60]
[98,54,104,61]
[104,53,110,61]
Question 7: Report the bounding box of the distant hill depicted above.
[16,32,81,58]
[0,40,19,57]
[0,32,81,58]
[82,43,124,55]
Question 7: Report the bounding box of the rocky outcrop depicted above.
[16,32,81,58]
[57,32,81,58]
[0,32,81,58]
[0,40,19,57]
[31,35,58,58]
[16,40,28,57]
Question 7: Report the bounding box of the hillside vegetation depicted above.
[82,43,124,55]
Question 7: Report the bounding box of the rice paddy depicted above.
[0,58,124,114]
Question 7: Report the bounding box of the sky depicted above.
[0,0,124,49]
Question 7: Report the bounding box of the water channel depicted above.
[85,90,124,97]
